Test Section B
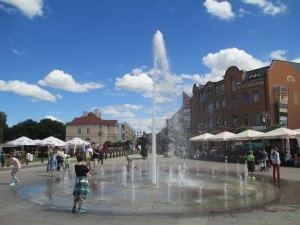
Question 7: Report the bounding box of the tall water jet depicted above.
[152,30,170,184]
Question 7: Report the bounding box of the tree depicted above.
[39,119,65,140]
[3,118,66,142]
[0,111,8,143]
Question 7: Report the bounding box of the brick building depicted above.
[190,60,300,135]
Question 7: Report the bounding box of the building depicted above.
[159,91,192,155]
[66,110,118,147]
[118,122,136,143]
[190,60,300,135]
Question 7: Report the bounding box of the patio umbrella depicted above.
[206,131,236,151]
[227,129,264,141]
[6,136,36,146]
[227,129,264,151]
[206,131,235,142]
[259,127,300,153]
[189,133,214,153]
[39,136,66,147]
[66,137,90,154]
[66,137,90,146]
[189,133,214,142]
[259,127,300,139]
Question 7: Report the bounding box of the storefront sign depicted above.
[237,80,264,90]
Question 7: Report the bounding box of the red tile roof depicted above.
[66,112,118,126]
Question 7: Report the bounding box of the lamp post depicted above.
[98,131,102,147]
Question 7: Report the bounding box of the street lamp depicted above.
[98,131,102,147]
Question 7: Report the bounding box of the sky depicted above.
[0,0,300,134]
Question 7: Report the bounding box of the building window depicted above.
[203,103,206,113]
[200,90,205,101]
[215,118,220,126]
[253,112,261,125]
[231,96,237,111]
[221,98,226,108]
[215,99,219,110]
[244,113,250,126]
[87,128,90,134]
[253,91,259,103]
[216,83,224,96]
[233,115,238,128]
[78,128,81,134]
[222,117,227,127]
[206,87,214,99]
[208,101,214,115]
[231,77,236,91]
[243,92,249,105]
[208,119,212,129]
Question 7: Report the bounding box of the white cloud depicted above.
[202,47,268,80]
[115,70,153,92]
[0,80,56,102]
[242,0,287,15]
[45,115,64,124]
[0,0,44,19]
[12,48,26,56]
[269,49,287,61]
[203,0,235,21]
[38,70,104,93]
[292,58,300,63]
[101,104,142,121]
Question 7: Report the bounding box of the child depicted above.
[9,153,21,186]
[125,154,137,173]
[72,155,91,214]
[125,154,132,172]
[246,150,255,179]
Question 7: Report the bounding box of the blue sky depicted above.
[0,0,299,133]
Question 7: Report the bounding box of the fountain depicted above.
[17,31,280,215]
[152,30,170,184]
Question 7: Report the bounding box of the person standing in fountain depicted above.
[72,155,91,214]
[246,150,255,179]
[47,151,57,177]
[271,146,281,181]
[125,154,133,172]
[9,153,21,186]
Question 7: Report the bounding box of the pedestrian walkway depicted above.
[0,155,300,225]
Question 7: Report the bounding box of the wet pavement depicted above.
[1,155,300,225]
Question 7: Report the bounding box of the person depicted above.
[125,154,137,173]
[284,151,293,167]
[271,146,281,181]
[246,150,255,179]
[47,151,57,177]
[0,150,5,168]
[85,145,93,170]
[56,149,64,171]
[91,147,99,170]
[47,147,54,160]
[64,155,71,172]
[72,155,91,214]
[260,148,268,172]
[9,153,21,186]
[125,154,132,172]
[98,148,104,166]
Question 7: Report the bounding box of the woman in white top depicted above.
[271,147,281,181]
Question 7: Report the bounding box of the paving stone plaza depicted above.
[1,155,300,225]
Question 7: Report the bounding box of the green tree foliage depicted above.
[234,125,251,134]
[3,118,65,142]
[0,111,8,142]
